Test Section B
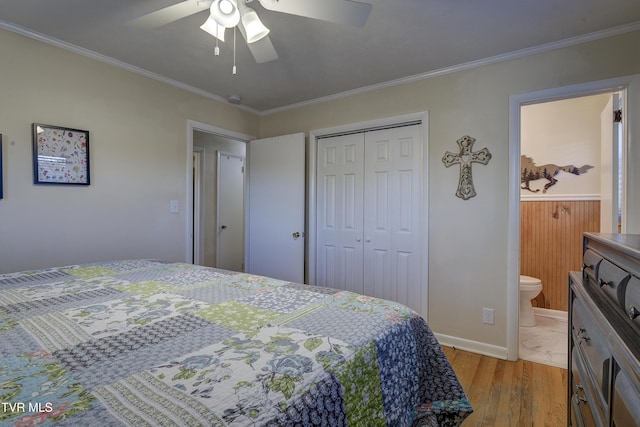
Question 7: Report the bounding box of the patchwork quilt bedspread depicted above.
[0,260,471,426]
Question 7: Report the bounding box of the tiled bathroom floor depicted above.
[519,314,568,369]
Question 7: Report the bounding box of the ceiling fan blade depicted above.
[128,0,211,29]
[247,36,278,63]
[238,23,279,63]
[257,0,371,27]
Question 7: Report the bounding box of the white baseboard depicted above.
[435,309,567,361]
[533,307,568,321]
[434,333,508,360]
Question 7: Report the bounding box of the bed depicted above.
[0,260,471,426]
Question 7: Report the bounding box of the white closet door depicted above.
[363,126,423,310]
[316,133,365,293]
[315,124,423,312]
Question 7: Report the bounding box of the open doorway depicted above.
[517,92,624,367]
[186,121,252,267]
[185,121,306,282]
[507,75,638,361]
[193,131,246,268]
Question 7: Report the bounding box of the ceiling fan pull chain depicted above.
[232,26,237,74]
[214,25,220,56]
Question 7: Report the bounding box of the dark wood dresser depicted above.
[569,233,640,426]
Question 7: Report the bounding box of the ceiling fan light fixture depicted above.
[242,9,270,43]
[218,0,233,14]
[200,16,225,41]
[210,0,240,28]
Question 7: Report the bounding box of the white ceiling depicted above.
[2,0,640,113]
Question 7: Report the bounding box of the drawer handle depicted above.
[582,263,593,270]
[577,327,590,343]
[575,384,588,403]
[598,278,613,287]
[628,306,640,320]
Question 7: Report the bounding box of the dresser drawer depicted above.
[583,249,603,283]
[625,276,640,332]
[597,259,631,309]
[612,371,640,427]
[572,298,611,405]
[571,348,604,427]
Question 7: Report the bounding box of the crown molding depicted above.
[261,20,640,116]
[0,20,261,116]
[2,18,639,116]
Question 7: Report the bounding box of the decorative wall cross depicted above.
[442,135,492,200]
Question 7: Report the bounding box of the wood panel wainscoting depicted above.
[443,346,567,426]
[520,200,600,311]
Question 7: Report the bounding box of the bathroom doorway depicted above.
[518,92,625,366]
[520,93,623,312]
[507,74,639,362]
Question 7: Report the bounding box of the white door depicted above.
[315,125,423,312]
[217,152,245,271]
[600,93,621,233]
[316,133,365,293]
[246,133,305,283]
[363,126,423,308]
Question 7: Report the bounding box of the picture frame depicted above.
[32,123,90,185]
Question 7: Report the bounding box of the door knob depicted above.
[292,232,301,238]
[220,225,227,230]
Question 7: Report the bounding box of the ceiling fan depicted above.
[129,0,372,68]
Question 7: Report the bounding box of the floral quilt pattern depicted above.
[0,261,472,426]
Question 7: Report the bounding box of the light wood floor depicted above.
[442,346,568,427]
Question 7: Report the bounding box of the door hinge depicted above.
[614,109,622,123]
[241,166,245,173]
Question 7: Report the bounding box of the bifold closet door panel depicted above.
[316,133,365,293]
[363,126,423,310]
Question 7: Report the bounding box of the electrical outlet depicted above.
[483,308,495,325]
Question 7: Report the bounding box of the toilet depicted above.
[519,275,543,327]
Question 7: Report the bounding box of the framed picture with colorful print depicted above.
[32,123,90,185]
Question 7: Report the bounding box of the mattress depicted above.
[0,260,471,426]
